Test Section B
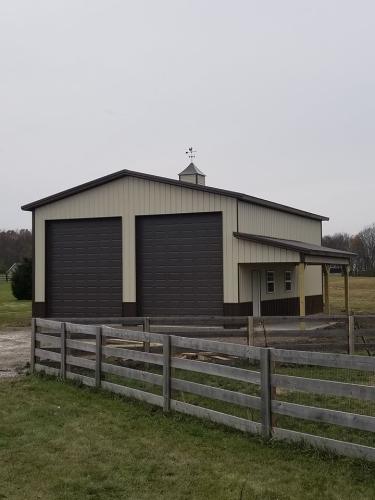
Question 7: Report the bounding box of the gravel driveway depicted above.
[0,328,30,378]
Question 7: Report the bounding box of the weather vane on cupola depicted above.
[185,147,197,162]
[179,147,205,185]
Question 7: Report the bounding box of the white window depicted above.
[266,271,275,294]
[285,270,292,292]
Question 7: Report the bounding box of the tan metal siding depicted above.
[239,264,297,302]
[260,266,297,301]
[304,265,323,296]
[238,201,321,244]
[237,200,322,299]
[34,176,239,304]
[239,265,252,302]
[237,239,300,264]
[260,265,321,300]
[239,264,322,303]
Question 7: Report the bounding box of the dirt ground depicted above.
[0,320,347,380]
[0,328,30,378]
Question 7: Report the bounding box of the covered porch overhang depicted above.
[234,232,356,317]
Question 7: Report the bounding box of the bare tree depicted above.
[323,225,375,276]
[356,224,375,275]
[351,234,366,275]
[322,232,351,251]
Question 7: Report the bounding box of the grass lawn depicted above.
[0,280,31,328]
[0,376,374,500]
[102,359,375,448]
[329,276,375,314]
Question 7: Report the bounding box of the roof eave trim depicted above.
[235,195,328,221]
[21,170,127,211]
[233,232,355,259]
[21,168,329,221]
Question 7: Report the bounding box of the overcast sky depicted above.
[1,1,374,235]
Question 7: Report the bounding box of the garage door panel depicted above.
[136,212,223,316]
[46,218,122,317]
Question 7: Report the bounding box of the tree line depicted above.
[0,230,32,273]
[0,225,373,276]
[323,223,375,276]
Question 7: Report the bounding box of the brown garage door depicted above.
[46,218,122,317]
[136,212,223,316]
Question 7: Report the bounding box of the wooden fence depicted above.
[32,317,375,462]
[49,314,375,355]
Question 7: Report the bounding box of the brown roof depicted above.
[21,168,329,221]
[234,232,355,259]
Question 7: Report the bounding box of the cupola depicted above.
[178,162,206,186]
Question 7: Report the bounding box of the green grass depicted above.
[0,280,31,328]
[98,359,375,448]
[330,276,375,314]
[0,375,375,500]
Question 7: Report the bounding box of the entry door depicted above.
[252,270,261,317]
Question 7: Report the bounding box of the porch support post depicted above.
[298,262,305,317]
[323,264,330,315]
[344,264,350,314]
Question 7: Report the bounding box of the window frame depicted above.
[284,270,292,292]
[266,270,275,294]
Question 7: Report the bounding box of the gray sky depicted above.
[1,1,374,235]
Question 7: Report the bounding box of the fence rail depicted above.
[46,314,375,355]
[32,317,375,462]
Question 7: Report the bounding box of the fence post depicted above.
[163,335,171,412]
[260,348,272,439]
[144,317,151,353]
[31,318,36,373]
[348,315,355,355]
[247,316,254,346]
[60,322,66,380]
[95,326,102,389]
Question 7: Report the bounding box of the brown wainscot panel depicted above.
[33,302,47,318]
[123,302,138,317]
[260,295,323,316]
[223,302,253,316]
[306,295,323,315]
[261,297,299,316]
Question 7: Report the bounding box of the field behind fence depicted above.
[32,316,375,462]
